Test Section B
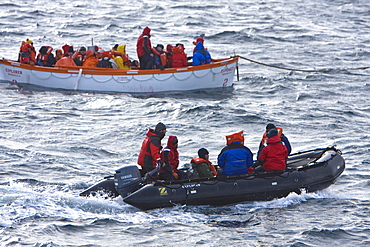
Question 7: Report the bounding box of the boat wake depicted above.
[0,174,350,229]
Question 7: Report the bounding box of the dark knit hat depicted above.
[266,123,276,131]
[267,128,278,138]
[155,122,166,132]
[80,46,86,51]
[198,148,209,159]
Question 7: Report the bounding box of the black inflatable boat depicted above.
[80,147,345,211]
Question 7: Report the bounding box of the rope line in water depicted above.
[237,55,369,72]
[237,55,328,73]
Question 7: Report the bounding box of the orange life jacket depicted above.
[190,157,217,176]
[36,46,53,66]
[83,56,99,67]
[261,127,283,146]
[226,131,244,145]
[55,57,77,67]
[151,48,167,67]
[55,49,63,61]
[19,41,36,64]
[72,51,88,65]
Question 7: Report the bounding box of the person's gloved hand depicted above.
[253,160,264,168]
[157,158,163,167]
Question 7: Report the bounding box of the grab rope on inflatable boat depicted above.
[151,147,341,188]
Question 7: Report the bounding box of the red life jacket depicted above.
[160,136,179,173]
[137,129,162,168]
[172,46,187,68]
[136,27,152,57]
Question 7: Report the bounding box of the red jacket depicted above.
[137,128,162,169]
[258,135,288,171]
[160,136,179,173]
[172,46,187,68]
[136,27,152,58]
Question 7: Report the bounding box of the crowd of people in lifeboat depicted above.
[17,27,212,70]
[138,122,292,182]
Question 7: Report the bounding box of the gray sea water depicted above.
[0,0,369,246]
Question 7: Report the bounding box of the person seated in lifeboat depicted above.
[19,39,36,65]
[192,42,211,66]
[36,46,55,67]
[71,46,88,66]
[257,123,292,159]
[217,131,254,176]
[95,48,115,68]
[111,44,131,69]
[165,44,174,68]
[62,44,71,57]
[55,49,64,62]
[151,44,167,70]
[254,128,288,172]
[64,46,81,66]
[189,148,217,179]
[82,50,99,68]
[159,136,188,181]
[192,34,205,54]
[55,51,77,68]
[172,43,188,68]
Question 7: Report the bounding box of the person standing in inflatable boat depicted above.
[138,122,167,178]
[217,131,253,176]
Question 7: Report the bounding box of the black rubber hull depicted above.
[123,148,345,210]
[79,178,119,198]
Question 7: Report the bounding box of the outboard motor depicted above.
[114,165,142,198]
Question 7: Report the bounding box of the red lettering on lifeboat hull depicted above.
[221,66,234,75]
[5,68,23,78]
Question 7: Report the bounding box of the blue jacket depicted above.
[192,42,211,66]
[217,142,253,176]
